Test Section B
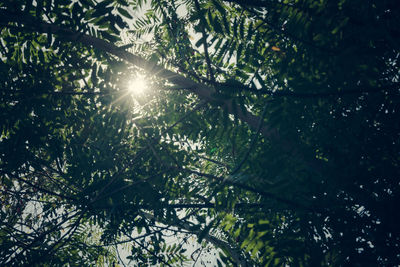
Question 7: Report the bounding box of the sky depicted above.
[114,2,221,265]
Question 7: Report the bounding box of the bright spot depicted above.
[128,75,147,94]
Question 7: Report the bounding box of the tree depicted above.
[0,0,399,266]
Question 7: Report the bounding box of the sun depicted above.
[128,74,147,94]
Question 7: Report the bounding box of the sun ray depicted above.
[128,74,147,94]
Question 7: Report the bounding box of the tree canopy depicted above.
[0,0,399,266]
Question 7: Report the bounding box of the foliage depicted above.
[0,0,399,266]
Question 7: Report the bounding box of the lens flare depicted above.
[128,75,147,94]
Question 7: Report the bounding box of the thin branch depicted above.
[93,202,266,210]
[224,0,336,54]
[115,243,127,267]
[0,188,67,205]
[213,80,399,97]
[81,229,164,248]
[192,246,204,266]
[32,213,84,265]
[90,168,173,204]
[135,123,164,164]
[194,154,231,168]
[7,211,80,265]
[181,138,231,168]
[123,230,173,267]
[1,89,119,96]
[231,102,268,175]
[179,168,319,212]
[35,160,82,194]
[128,100,207,165]
[4,171,76,201]
[140,211,246,266]
[194,0,215,82]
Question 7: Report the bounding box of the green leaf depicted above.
[91,64,98,86]
[239,18,244,38]
[195,36,206,48]
[92,4,112,18]
[101,31,119,42]
[38,49,45,63]
[117,7,133,19]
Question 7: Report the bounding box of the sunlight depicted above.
[128,74,147,94]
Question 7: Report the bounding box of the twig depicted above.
[192,246,204,267]
[231,102,268,175]
[4,171,76,201]
[178,167,319,212]
[115,243,127,267]
[123,230,173,267]
[194,0,215,82]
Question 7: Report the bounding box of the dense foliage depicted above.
[0,0,399,266]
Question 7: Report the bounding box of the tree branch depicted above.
[0,9,328,200]
[231,102,268,175]
[194,0,215,82]
[179,168,318,212]
[139,211,247,266]
[0,9,275,139]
